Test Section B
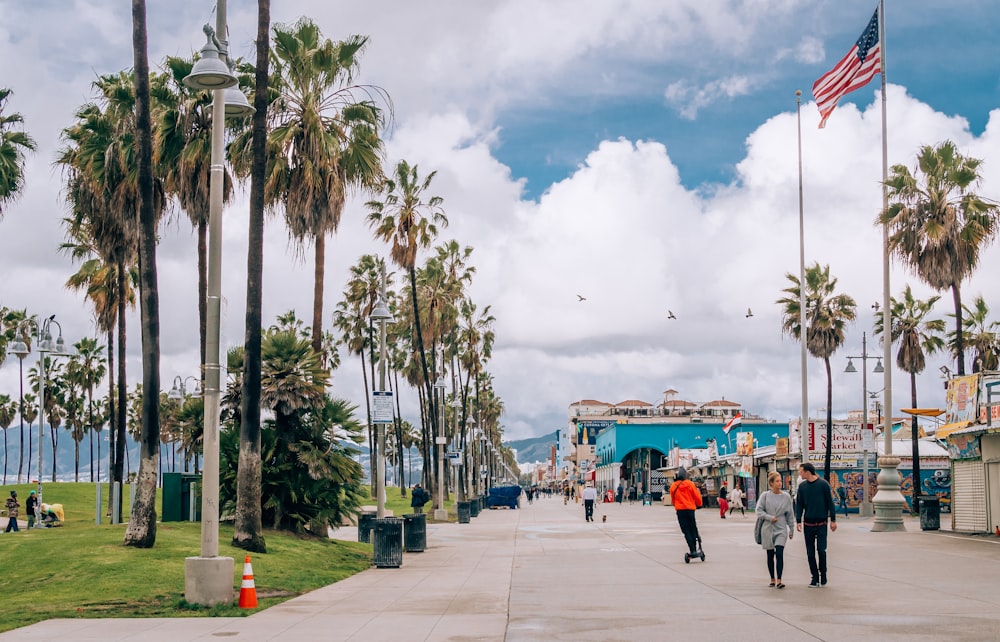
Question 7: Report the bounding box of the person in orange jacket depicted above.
[669,467,704,558]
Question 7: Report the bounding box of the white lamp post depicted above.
[845,331,883,517]
[181,0,252,605]
[369,266,393,519]
[9,316,74,524]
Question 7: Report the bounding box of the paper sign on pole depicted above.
[372,391,394,424]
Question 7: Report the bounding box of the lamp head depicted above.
[873,358,884,373]
[8,339,29,359]
[167,382,183,401]
[844,358,857,373]
[183,26,238,90]
[224,85,254,118]
[369,297,393,323]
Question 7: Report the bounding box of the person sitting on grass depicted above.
[39,502,64,527]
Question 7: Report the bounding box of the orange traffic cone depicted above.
[238,555,258,609]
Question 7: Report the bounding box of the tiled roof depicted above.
[614,399,653,407]
[659,399,696,407]
[662,388,678,394]
[701,399,741,407]
[570,399,610,406]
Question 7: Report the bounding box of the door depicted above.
[987,462,1000,534]
[953,460,987,533]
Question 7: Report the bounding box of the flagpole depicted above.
[796,90,809,477]
[871,0,905,532]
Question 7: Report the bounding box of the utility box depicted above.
[162,472,202,522]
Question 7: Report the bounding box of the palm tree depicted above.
[874,285,945,512]
[0,88,37,219]
[264,19,387,355]
[73,337,106,481]
[947,295,1000,373]
[22,394,37,480]
[2,307,30,482]
[121,0,164,547]
[62,355,87,482]
[367,159,448,487]
[0,395,14,484]
[230,0,272,555]
[881,141,1000,376]
[778,262,857,480]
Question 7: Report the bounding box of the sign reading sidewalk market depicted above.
[808,421,874,453]
[372,391,393,424]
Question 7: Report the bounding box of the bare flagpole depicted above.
[872,0,906,532]
[796,90,810,477]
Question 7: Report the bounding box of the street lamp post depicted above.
[465,416,476,498]
[845,331,883,517]
[433,379,448,520]
[369,266,393,519]
[181,0,252,605]
[8,316,73,525]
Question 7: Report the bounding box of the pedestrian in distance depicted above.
[718,480,730,519]
[4,490,20,532]
[757,472,795,589]
[729,484,745,517]
[836,484,849,518]
[410,484,430,514]
[795,462,838,587]
[582,483,597,522]
[616,483,624,503]
[669,467,705,562]
[25,490,37,529]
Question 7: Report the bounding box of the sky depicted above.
[1,0,999,449]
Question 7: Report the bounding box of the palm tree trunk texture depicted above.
[408,267,438,495]
[910,372,921,515]
[952,284,965,375]
[392,368,405,497]
[361,352,374,497]
[198,219,207,373]
[105,330,113,490]
[823,357,833,481]
[124,0,162,547]
[232,1,270,551]
[114,265,127,523]
[311,234,325,356]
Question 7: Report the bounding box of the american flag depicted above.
[722,412,742,435]
[812,9,881,128]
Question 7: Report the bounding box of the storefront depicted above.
[946,425,1000,534]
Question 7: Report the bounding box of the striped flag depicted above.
[812,8,881,128]
[722,412,742,435]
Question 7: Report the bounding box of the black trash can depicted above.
[403,513,426,552]
[919,496,940,531]
[372,517,404,568]
[357,511,377,543]
[470,496,481,517]
[457,501,472,524]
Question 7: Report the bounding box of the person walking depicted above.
[836,484,849,518]
[795,462,838,587]
[729,484,745,517]
[718,481,730,519]
[616,483,624,503]
[25,490,37,529]
[582,483,597,522]
[410,484,430,514]
[5,490,20,532]
[669,467,704,560]
[757,472,795,588]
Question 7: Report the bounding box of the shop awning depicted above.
[937,421,971,439]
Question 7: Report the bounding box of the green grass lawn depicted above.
[0,482,371,633]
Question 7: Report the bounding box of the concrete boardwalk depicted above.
[5,496,1000,641]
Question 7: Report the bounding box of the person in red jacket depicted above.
[669,467,703,559]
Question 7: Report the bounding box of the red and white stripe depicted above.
[812,43,881,128]
[722,413,742,435]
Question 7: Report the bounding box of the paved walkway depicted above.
[5,496,1000,641]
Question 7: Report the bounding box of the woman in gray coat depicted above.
[757,471,795,588]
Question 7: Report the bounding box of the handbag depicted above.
[753,494,766,545]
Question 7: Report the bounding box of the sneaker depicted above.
[820,576,827,586]
[808,579,820,588]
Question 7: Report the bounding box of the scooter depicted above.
[684,536,706,563]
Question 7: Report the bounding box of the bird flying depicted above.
[577,294,586,302]
[746,308,753,318]
[667,310,677,320]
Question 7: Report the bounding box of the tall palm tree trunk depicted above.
[360,351,373,497]
[312,234,325,356]
[105,329,114,488]
[408,267,438,495]
[232,0,270,555]
[952,283,965,375]
[392,367,405,497]
[125,1,162,547]
[114,263,127,523]
[824,357,833,481]
[910,372,921,515]
[198,219,207,372]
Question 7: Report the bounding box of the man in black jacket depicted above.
[410,484,430,514]
[794,462,837,587]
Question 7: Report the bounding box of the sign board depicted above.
[809,422,873,453]
[372,391,394,424]
[808,453,862,468]
[861,426,875,451]
[736,432,754,456]
[775,437,789,458]
[944,375,979,424]
[576,420,614,445]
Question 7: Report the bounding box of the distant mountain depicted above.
[507,431,557,465]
